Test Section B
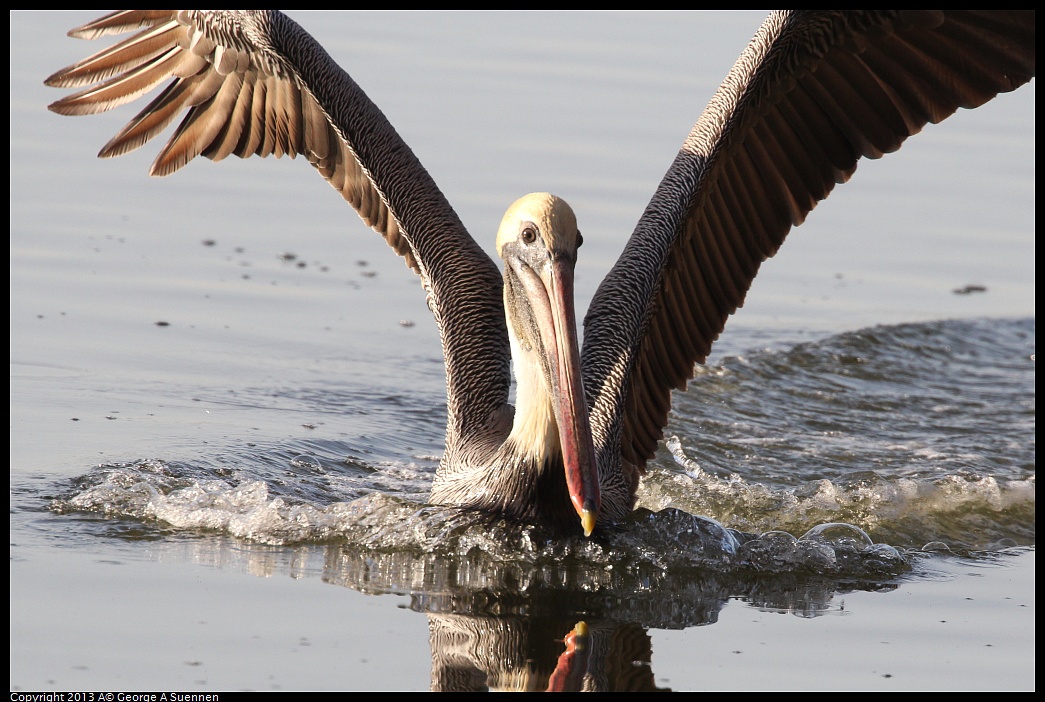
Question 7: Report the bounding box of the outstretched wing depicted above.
[582,10,1035,485]
[46,10,511,450]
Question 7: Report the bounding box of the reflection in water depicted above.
[410,559,896,691]
[39,318,1032,689]
[428,617,663,692]
[96,533,903,691]
[43,486,914,691]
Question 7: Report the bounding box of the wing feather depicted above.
[583,10,1035,484]
[46,10,510,453]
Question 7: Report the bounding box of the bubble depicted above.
[800,522,874,548]
[289,455,324,474]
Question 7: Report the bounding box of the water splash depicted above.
[47,319,1033,582]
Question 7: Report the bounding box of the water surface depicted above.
[11,11,1035,691]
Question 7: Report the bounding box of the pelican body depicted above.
[46,11,1035,536]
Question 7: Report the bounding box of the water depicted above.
[10,11,1035,691]
[41,318,1034,556]
[647,318,1035,549]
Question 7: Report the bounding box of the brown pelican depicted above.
[45,11,1035,537]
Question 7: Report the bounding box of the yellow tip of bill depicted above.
[581,509,596,537]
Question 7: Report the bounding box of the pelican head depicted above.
[496,193,600,536]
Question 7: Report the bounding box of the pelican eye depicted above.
[520,224,538,245]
